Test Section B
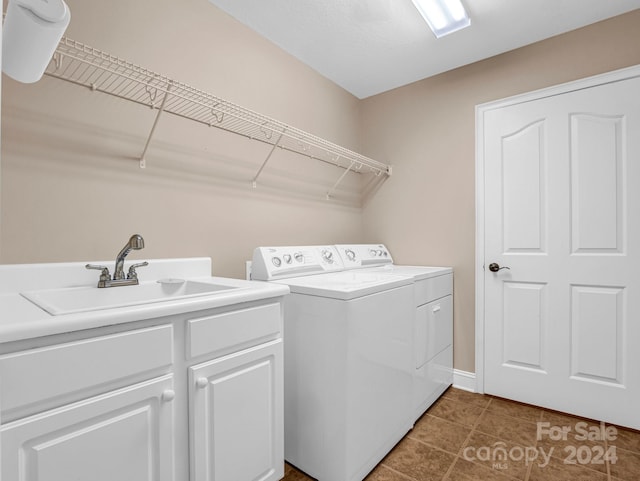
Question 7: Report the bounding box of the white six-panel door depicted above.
[479,69,640,429]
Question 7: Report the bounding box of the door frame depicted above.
[474,64,640,394]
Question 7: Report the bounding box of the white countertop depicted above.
[0,258,289,344]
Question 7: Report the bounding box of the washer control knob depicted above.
[321,249,334,264]
[369,248,376,257]
[294,252,304,263]
[272,257,282,267]
[345,249,356,261]
[283,254,292,264]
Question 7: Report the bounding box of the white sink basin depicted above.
[21,279,238,316]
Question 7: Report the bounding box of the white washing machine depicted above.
[336,244,454,422]
[251,246,415,481]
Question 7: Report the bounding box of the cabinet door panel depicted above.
[426,295,453,361]
[189,340,283,481]
[0,324,173,419]
[415,295,453,369]
[1,375,175,481]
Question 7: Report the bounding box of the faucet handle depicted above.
[86,264,110,276]
[86,264,111,287]
[127,261,149,280]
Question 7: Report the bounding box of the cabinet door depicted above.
[189,340,283,481]
[1,375,175,481]
[416,295,453,369]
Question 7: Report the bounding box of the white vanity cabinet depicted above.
[0,298,285,481]
[0,324,177,481]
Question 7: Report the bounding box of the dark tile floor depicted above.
[282,387,640,481]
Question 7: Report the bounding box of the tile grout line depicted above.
[522,409,544,481]
[375,463,419,481]
[404,390,636,481]
[534,411,616,481]
[441,396,495,480]
[378,391,488,481]
[455,397,544,481]
[284,393,638,481]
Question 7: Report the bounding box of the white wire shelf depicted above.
[44,37,392,195]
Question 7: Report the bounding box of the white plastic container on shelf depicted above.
[2,0,70,83]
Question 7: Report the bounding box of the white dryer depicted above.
[251,246,415,481]
[336,244,454,422]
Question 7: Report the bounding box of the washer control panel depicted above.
[335,244,393,268]
[252,246,344,280]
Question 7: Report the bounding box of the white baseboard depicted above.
[452,369,476,392]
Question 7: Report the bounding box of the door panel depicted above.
[189,340,283,481]
[502,120,546,253]
[1,375,175,481]
[570,285,624,384]
[570,114,624,253]
[483,74,640,429]
[502,281,546,371]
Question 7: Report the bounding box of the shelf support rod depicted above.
[252,130,285,188]
[139,82,173,169]
[326,160,355,200]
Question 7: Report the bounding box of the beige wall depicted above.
[0,0,366,277]
[2,3,639,374]
[360,10,640,373]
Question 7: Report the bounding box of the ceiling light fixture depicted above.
[410,0,471,38]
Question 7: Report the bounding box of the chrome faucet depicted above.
[86,234,149,288]
[114,234,145,280]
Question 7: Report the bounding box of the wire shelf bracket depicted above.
[326,158,355,200]
[252,129,285,188]
[43,37,392,193]
[139,82,172,169]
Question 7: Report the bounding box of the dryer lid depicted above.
[272,270,413,300]
[365,264,453,280]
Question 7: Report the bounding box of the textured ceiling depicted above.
[208,0,640,99]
